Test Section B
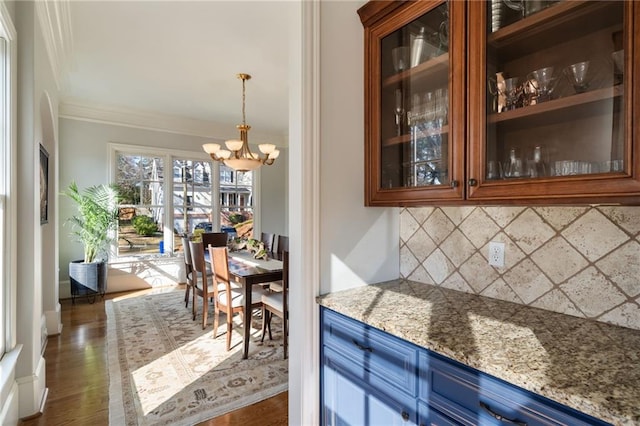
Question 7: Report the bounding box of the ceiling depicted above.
[58,1,292,142]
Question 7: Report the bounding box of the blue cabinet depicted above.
[320,307,611,426]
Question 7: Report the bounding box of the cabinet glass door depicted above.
[379,1,450,190]
[468,0,639,202]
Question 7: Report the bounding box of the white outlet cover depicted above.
[488,241,505,267]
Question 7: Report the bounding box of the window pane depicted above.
[220,166,253,239]
[115,154,165,255]
[172,159,213,236]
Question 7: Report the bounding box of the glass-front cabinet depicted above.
[359,0,466,205]
[359,0,640,206]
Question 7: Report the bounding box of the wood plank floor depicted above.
[19,287,288,426]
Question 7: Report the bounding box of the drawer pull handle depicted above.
[351,339,373,352]
[480,402,527,426]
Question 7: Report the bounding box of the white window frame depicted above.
[109,143,259,257]
[0,0,18,360]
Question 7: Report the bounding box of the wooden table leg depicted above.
[243,282,251,359]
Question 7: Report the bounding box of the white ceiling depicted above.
[59,1,292,141]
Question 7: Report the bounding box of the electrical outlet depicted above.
[488,241,505,267]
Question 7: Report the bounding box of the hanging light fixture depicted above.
[203,73,279,172]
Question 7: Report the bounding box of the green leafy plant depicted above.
[228,213,246,225]
[131,215,158,236]
[63,181,121,263]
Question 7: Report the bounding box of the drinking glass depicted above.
[528,66,557,102]
[612,50,624,84]
[563,61,591,94]
[392,46,410,72]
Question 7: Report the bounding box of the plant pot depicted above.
[69,260,107,304]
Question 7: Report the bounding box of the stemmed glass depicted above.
[563,61,591,94]
[528,67,557,102]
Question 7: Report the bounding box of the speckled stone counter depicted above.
[316,279,640,426]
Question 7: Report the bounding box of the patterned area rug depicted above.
[106,288,288,425]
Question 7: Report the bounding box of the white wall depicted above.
[57,118,288,296]
[13,0,58,419]
[319,0,399,295]
[259,146,288,237]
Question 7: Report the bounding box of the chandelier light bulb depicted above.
[202,143,221,154]
[259,144,276,154]
[225,139,244,152]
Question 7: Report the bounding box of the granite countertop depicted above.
[316,279,640,426]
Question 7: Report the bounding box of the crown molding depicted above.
[59,99,288,145]
[36,0,73,91]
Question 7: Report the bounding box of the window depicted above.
[219,164,254,239]
[111,145,255,257]
[0,3,17,356]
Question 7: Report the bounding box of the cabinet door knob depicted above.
[401,410,409,421]
[468,178,478,186]
[450,180,459,188]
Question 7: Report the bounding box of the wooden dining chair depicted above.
[181,235,194,308]
[209,245,269,351]
[189,240,215,329]
[261,250,289,359]
[260,232,276,253]
[202,232,228,248]
[276,235,289,255]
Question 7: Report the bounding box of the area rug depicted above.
[106,288,288,425]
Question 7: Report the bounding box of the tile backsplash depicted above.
[400,206,640,330]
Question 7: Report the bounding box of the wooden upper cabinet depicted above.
[359,0,640,206]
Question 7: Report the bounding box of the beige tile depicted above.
[407,207,434,226]
[440,272,474,293]
[598,206,640,236]
[530,236,589,284]
[423,209,455,245]
[459,208,500,249]
[535,206,588,230]
[406,227,437,264]
[400,245,419,278]
[441,206,476,226]
[562,209,629,262]
[505,209,555,254]
[481,278,522,304]
[482,206,525,228]
[530,289,584,318]
[595,241,640,298]
[503,259,554,304]
[400,209,420,242]
[598,302,640,330]
[407,264,434,285]
[440,229,476,267]
[459,252,499,293]
[423,249,454,284]
[560,267,627,317]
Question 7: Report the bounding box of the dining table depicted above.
[207,249,283,359]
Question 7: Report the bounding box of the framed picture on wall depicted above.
[40,144,49,224]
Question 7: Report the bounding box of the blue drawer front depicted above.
[420,354,611,426]
[322,308,419,398]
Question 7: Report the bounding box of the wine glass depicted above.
[563,61,591,94]
[528,66,557,102]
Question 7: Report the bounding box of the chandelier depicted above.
[202,73,279,172]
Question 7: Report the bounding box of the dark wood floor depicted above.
[19,287,288,426]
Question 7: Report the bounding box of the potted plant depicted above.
[63,181,120,303]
